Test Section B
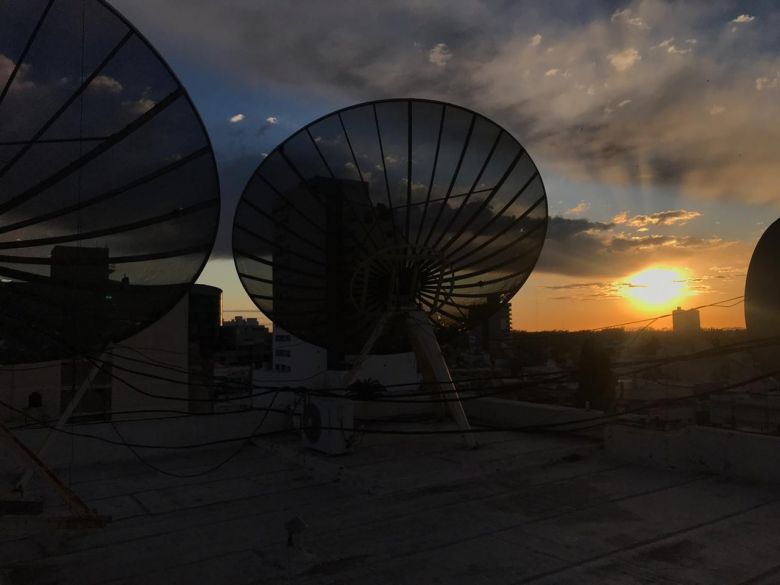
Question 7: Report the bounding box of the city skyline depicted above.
[111,0,780,331]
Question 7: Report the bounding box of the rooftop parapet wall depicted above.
[606,424,780,484]
[464,397,604,439]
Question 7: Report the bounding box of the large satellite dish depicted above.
[234,98,547,353]
[234,98,547,446]
[745,218,780,338]
[0,0,220,363]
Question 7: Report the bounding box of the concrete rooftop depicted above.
[2,421,780,584]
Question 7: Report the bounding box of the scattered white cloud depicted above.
[123,97,156,115]
[654,38,691,55]
[565,201,589,215]
[0,53,15,79]
[731,14,755,24]
[257,115,279,135]
[228,113,245,123]
[755,75,780,91]
[428,43,452,67]
[709,105,725,115]
[612,209,702,228]
[610,8,650,30]
[708,265,743,277]
[607,48,641,72]
[0,53,34,91]
[88,75,123,93]
[618,99,632,108]
[544,68,559,77]
[529,34,542,47]
[667,44,691,55]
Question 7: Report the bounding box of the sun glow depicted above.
[622,267,690,310]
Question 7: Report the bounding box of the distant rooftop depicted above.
[3,420,780,584]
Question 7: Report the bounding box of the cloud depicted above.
[0,54,12,79]
[708,105,725,115]
[546,216,612,239]
[618,99,632,108]
[666,45,691,55]
[535,215,732,278]
[544,68,559,77]
[428,43,452,67]
[88,75,123,93]
[257,115,278,134]
[545,281,629,301]
[0,53,34,91]
[731,14,755,24]
[529,34,542,47]
[607,48,641,72]
[122,97,156,115]
[229,113,245,123]
[608,233,722,252]
[565,201,589,215]
[654,37,692,55]
[756,74,780,91]
[612,209,702,228]
[611,8,650,30]
[111,0,780,205]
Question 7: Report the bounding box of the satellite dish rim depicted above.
[100,0,222,289]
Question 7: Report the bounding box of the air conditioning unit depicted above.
[301,394,354,455]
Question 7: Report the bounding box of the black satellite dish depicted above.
[233,98,547,446]
[234,99,547,353]
[0,0,220,363]
[745,218,780,338]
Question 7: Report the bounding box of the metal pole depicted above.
[0,421,91,516]
[405,310,477,449]
[14,348,110,492]
[343,313,390,389]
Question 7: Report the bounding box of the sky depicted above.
[111,0,780,331]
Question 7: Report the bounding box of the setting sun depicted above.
[622,267,690,310]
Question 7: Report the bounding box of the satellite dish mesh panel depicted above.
[745,218,780,337]
[234,99,547,354]
[0,0,220,363]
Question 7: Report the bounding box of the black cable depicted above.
[593,296,744,331]
[84,350,571,400]
[107,391,282,479]
[5,405,294,432]
[2,367,778,456]
[85,351,572,406]
[87,333,780,403]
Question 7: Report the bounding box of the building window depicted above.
[275,349,291,357]
[275,334,291,342]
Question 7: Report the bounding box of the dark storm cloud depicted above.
[536,216,732,277]
[546,216,613,239]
